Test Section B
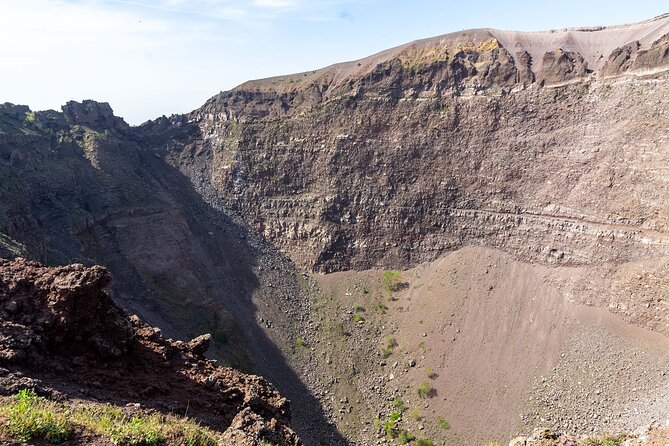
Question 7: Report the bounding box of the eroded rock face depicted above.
[537,49,589,85]
[0,258,301,446]
[151,64,669,273]
[0,259,132,361]
[62,100,130,133]
[602,33,669,75]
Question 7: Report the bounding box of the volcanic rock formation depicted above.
[2,12,669,446]
[0,257,301,445]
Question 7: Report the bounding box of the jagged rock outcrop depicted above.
[536,49,590,85]
[602,33,669,76]
[0,259,132,361]
[61,99,130,133]
[0,258,301,445]
[601,41,642,76]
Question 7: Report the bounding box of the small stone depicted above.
[5,301,17,313]
[188,333,212,356]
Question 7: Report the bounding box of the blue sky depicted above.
[1,0,667,124]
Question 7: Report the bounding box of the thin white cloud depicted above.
[253,0,298,9]
[0,0,361,123]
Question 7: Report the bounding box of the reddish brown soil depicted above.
[0,258,301,445]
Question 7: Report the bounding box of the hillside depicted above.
[0,258,300,445]
[2,13,669,446]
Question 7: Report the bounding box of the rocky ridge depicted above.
[138,14,669,282]
[0,257,301,445]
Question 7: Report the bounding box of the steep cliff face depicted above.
[0,100,343,445]
[140,16,669,280]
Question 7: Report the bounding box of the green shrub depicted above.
[382,271,402,292]
[411,409,422,421]
[437,416,450,430]
[294,336,306,348]
[382,420,398,438]
[214,328,229,344]
[416,439,435,446]
[398,430,415,444]
[380,336,398,358]
[417,382,434,399]
[392,398,406,413]
[24,112,36,124]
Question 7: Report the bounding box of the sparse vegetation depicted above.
[381,411,402,439]
[382,270,402,292]
[411,409,422,421]
[392,398,406,413]
[334,322,350,338]
[398,430,415,444]
[583,434,625,446]
[416,439,435,446]
[380,347,393,358]
[353,314,364,323]
[417,381,434,399]
[0,389,219,445]
[0,389,70,443]
[294,336,307,349]
[380,336,398,358]
[437,416,450,430]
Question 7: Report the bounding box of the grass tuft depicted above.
[1,389,69,443]
[0,389,218,446]
[437,416,450,430]
[417,382,434,399]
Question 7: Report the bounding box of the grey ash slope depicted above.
[231,12,669,95]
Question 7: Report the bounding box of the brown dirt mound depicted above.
[0,258,301,446]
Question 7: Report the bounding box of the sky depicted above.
[1,0,668,124]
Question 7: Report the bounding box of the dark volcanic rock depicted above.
[601,33,669,76]
[0,258,132,360]
[62,99,130,133]
[0,258,301,446]
[537,49,589,85]
[515,50,536,86]
[601,41,642,76]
